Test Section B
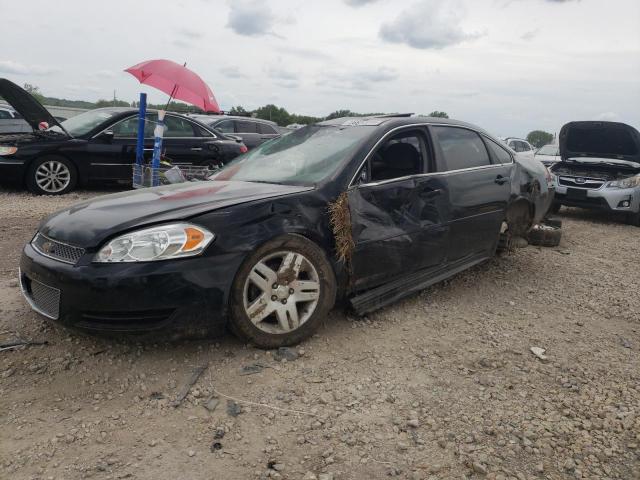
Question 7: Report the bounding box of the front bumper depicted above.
[19,243,246,336]
[554,184,639,213]
[0,158,26,184]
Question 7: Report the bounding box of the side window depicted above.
[111,116,139,138]
[258,123,277,135]
[432,126,491,170]
[368,131,426,182]
[236,120,258,133]
[163,116,195,137]
[195,125,213,137]
[486,138,513,164]
[0,109,13,119]
[521,142,532,151]
[514,141,526,152]
[215,120,234,134]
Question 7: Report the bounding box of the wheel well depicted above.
[506,199,534,237]
[24,154,78,184]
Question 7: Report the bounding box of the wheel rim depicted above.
[35,161,71,193]
[243,250,321,335]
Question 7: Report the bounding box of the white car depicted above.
[502,137,536,160]
[0,106,31,133]
[534,144,561,167]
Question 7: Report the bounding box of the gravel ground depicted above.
[0,186,638,480]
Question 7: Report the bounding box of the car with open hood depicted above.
[0,78,247,195]
[19,114,553,347]
[549,121,640,225]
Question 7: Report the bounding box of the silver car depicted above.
[0,105,31,133]
[189,115,283,150]
[550,121,640,226]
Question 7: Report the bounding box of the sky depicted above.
[1,0,639,138]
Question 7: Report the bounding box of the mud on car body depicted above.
[19,114,553,347]
[550,121,640,226]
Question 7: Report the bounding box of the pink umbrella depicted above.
[125,59,220,113]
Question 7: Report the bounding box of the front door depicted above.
[347,128,449,291]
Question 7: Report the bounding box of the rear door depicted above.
[161,114,206,165]
[348,127,449,291]
[234,120,261,149]
[256,122,280,146]
[430,126,512,263]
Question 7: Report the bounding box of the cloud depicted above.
[380,0,483,49]
[0,60,58,76]
[279,46,332,61]
[265,65,299,88]
[596,111,619,121]
[344,0,380,6]
[176,27,203,40]
[521,29,540,41]
[219,66,248,79]
[227,0,276,37]
[320,67,396,91]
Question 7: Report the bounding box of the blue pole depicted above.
[133,92,147,186]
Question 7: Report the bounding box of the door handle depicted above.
[495,175,508,185]
[190,147,203,151]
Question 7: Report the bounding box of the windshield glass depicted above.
[536,145,559,156]
[209,125,372,185]
[52,109,122,137]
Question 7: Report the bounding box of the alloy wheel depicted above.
[35,161,71,193]
[243,251,321,335]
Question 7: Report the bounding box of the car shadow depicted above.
[556,206,630,226]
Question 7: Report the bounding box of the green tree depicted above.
[254,104,292,126]
[427,111,449,118]
[526,130,554,148]
[95,98,131,108]
[23,83,46,103]
[229,105,248,116]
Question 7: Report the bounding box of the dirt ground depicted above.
[0,185,638,480]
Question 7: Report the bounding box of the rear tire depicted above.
[229,234,336,348]
[26,156,77,195]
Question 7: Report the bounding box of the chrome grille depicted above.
[32,233,84,264]
[558,176,604,190]
[21,275,60,320]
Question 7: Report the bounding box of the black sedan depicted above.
[19,114,553,347]
[0,78,247,195]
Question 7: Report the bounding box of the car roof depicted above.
[189,114,278,126]
[318,114,492,136]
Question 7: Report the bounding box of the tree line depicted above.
[5,83,554,145]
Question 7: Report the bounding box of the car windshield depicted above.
[536,145,559,156]
[49,109,122,137]
[209,124,372,185]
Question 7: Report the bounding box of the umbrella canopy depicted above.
[125,59,220,113]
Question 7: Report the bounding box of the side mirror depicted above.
[99,130,114,143]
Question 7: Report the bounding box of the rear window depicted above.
[433,126,491,170]
[567,126,638,157]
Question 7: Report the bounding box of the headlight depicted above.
[0,146,17,156]
[95,223,214,263]
[607,175,640,189]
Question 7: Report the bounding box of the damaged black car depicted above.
[19,114,553,347]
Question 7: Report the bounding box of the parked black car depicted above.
[0,78,247,195]
[189,114,285,149]
[19,114,553,347]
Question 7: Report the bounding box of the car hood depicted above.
[39,180,313,248]
[559,121,640,164]
[0,78,64,132]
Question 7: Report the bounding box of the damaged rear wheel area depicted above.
[497,200,533,254]
[228,234,337,348]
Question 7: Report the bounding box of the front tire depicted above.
[26,156,77,195]
[229,234,336,348]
